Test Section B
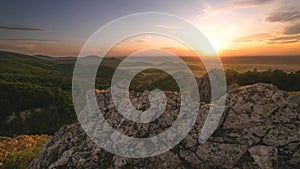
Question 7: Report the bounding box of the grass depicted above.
[0,135,50,169]
[288,91,300,95]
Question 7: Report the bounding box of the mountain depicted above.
[28,83,300,169]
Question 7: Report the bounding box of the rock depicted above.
[262,124,300,147]
[196,142,248,168]
[234,151,261,169]
[248,145,278,169]
[193,69,227,103]
[28,83,300,169]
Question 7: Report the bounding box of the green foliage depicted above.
[0,51,299,137]
[0,52,76,136]
[225,69,300,91]
[0,80,75,136]
[129,69,179,92]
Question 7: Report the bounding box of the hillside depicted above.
[0,51,78,136]
[0,51,129,136]
[1,51,300,137]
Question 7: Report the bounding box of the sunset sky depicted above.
[0,0,299,57]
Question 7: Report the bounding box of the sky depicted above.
[0,0,299,57]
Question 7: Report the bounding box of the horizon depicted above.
[2,50,300,59]
[0,0,300,57]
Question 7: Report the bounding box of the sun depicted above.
[207,37,230,55]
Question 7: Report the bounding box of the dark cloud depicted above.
[234,0,274,6]
[266,5,300,35]
[266,8,300,22]
[284,22,300,34]
[0,38,56,43]
[0,26,46,31]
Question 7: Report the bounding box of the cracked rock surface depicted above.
[28,83,300,169]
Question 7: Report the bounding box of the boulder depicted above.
[28,83,300,169]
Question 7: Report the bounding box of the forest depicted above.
[0,51,299,136]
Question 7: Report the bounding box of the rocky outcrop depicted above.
[28,83,300,169]
[194,69,228,103]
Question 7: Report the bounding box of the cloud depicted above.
[0,43,38,53]
[268,40,299,44]
[269,34,300,41]
[234,0,274,6]
[0,38,57,44]
[234,33,271,42]
[235,33,300,44]
[0,26,46,31]
[284,22,300,34]
[266,8,300,22]
[268,34,300,44]
[156,24,178,30]
[265,5,300,35]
